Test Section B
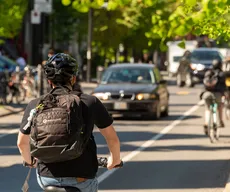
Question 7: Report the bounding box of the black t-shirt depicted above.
[204,69,226,93]
[20,88,113,178]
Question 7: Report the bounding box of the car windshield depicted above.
[101,67,155,84]
[191,51,222,61]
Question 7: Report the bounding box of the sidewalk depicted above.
[0,82,98,117]
[0,104,25,117]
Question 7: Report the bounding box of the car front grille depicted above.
[110,94,134,100]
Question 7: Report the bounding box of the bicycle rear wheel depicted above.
[208,110,215,143]
[226,108,230,120]
[214,107,220,140]
[225,100,230,120]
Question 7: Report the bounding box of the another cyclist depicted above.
[17,53,121,192]
[177,50,191,75]
[201,59,226,133]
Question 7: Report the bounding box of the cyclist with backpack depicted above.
[201,59,226,133]
[17,53,121,192]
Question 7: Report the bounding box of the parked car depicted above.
[92,63,169,119]
[189,48,223,81]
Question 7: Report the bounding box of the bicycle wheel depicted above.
[214,106,220,140]
[225,100,230,120]
[208,108,215,143]
[226,108,230,120]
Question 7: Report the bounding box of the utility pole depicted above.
[86,5,93,82]
[30,0,43,66]
[30,0,52,66]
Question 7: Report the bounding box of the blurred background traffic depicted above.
[1,1,230,191]
[0,0,230,106]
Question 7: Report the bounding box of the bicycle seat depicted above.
[44,186,80,192]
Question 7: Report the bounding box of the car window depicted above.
[101,67,155,84]
[191,51,222,61]
[153,67,162,83]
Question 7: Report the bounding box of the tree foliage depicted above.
[62,0,230,50]
[146,0,230,48]
[51,1,88,43]
[0,0,28,39]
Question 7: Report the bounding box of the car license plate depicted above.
[114,102,128,110]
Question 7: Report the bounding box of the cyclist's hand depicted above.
[107,156,121,170]
[23,157,38,168]
[31,158,38,168]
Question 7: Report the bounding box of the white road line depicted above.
[0,101,205,185]
[98,100,204,184]
[0,129,19,139]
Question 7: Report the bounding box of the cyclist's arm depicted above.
[17,101,36,165]
[93,97,121,166]
[17,132,32,164]
[99,124,121,163]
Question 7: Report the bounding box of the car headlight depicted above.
[190,63,205,71]
[92,92,111,100]
[136,93,157,100]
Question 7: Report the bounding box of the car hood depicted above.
[192,59,212,65]
[93,83,158,94]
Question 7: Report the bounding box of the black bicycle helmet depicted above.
[212,59,222,69]
[44,53,78,83]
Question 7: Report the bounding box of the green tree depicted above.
[51,0,88,43]
[0,0,28,39]
[62,0,230,50]
[146,0,230,48]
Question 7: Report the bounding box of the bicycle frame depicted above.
[209,102,218,126]
[225,89,230,120]
[208,100,219,143]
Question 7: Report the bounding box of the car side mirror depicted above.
[159,79,167,84]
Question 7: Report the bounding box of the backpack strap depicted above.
[37,86,71,107]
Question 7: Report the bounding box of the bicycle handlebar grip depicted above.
[97,157,108,167]
[114,160,123,168]
[97,157,123,168]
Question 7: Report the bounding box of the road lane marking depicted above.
[98,100,204,184]
[176,91,190,95]
[0,129,19,139]
[0,100,205,185]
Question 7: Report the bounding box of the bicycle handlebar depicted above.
[97,157,123,168]
[23,157,123,168]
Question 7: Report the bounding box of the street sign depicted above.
[34,0,52,14]
[31,10,41,24]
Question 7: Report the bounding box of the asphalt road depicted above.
[1,82,230,192]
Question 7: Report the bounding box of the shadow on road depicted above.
[2,129,230,155]
[0,123,20,129]
[94,130,221,146]
[99,159,230,190]
[0,130,220,156]
[97,143,230,154]
[113,114,201,121]
[2,160,229,191]
[4,103,28,109]
[0,164,41,191]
